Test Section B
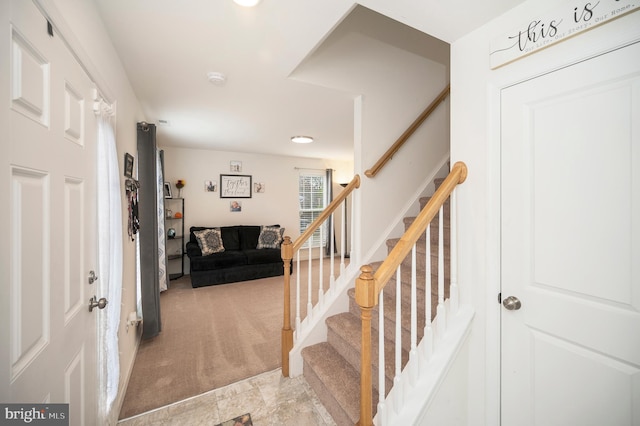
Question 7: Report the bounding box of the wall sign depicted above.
[220,174,252,198]
[490,0,638,69]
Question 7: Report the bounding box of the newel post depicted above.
[281,236,294,377]
[355,265,376,426]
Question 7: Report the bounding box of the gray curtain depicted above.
[137,122,162,339]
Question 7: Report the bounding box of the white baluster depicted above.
[450,192,459,314]
[307,243,313,320]
[349,192,355,261]
[318,227,324,308]
[423,224,433,360]
[410,245,418,384]
[295,255,301,336]
[393,266,403,411]
[330,211,336,291]
[437,205,446,338]
[340,198,346,274]
[377,288,386,425]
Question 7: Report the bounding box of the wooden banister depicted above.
[355,161,467,425]
[371,161,465,293]
[281,174,361,376]
[365,84,450,179]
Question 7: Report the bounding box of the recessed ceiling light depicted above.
[233,0,261,7]
[291,136,314,144]
[207,71,227,85]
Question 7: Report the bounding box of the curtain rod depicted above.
[294,167,334,171]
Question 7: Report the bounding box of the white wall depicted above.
[43,0,145,422]
[160,146,353,271]
[451,3,640,424]
[356,88,450,264]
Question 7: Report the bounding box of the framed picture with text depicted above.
[220,174,252,198]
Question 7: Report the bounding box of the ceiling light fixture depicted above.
[233,0,261,7]
[207,71,226,85]
[291,136,314,144]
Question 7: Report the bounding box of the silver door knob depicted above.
[89,296,108,312]
[502,296,522,310]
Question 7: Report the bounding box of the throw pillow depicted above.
[194,228,225,255]
[256,225,284,249]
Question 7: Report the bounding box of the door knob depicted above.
[89,296,108,312]
[502,296,522,311]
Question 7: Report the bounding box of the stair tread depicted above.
[326,312,407,386]
[302,342,361,423]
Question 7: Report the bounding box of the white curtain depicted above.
[95,99,122,412]
[157,150,168,292]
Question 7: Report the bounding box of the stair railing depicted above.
[281,174,361,377]
[355,161,467,425]
[365,84,450,178]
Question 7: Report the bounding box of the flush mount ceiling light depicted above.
[233,0,261,6]
[207,71,226,85]
[291,136,314,144]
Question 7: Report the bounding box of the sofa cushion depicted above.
[190,226,212,244]
[190,251,247,271]
[193,228,225,255]
[256,225,284,249]
[244,248,282,265]
[220,226,241,250]
[238,226,262,250]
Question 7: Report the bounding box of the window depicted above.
[299,171,327,248]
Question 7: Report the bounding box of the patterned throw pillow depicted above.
[256,225,284,249]
[193,228,225,255]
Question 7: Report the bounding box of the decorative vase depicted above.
[167,228,176,238]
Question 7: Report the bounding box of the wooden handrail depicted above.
[372,161,465,294]
[281,174,361,376]
[364,84,450,179]
[355,161,467,425]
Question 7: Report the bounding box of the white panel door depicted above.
[501,42,640,425]
[0,1,102,424]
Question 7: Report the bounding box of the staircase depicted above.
[301,177,450,425]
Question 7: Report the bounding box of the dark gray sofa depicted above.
[186,225,286,288]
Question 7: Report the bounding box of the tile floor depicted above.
[117,368,336,426]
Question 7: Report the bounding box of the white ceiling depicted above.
[94,0,524,161]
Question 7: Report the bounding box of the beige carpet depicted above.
[119,258,345,419]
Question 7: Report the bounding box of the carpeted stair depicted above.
[301,178,450,424]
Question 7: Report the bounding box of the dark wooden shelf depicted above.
[165,198,185,280]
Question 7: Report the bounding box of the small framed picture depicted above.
[230,161,242,173]
[163,182,172,198]
[230,200,242,212]
[254,182,265,193]
[205,180,217,192]
[124,153,134,178]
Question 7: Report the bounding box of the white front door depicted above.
[0,1,103,424]
[501,42,640,425]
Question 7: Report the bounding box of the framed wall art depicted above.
[220,174,252,198]
[124,153,134,178]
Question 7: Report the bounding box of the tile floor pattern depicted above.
[117,368,336,426]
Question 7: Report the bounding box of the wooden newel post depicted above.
[281,236,294,377]
[355,264,376,426]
